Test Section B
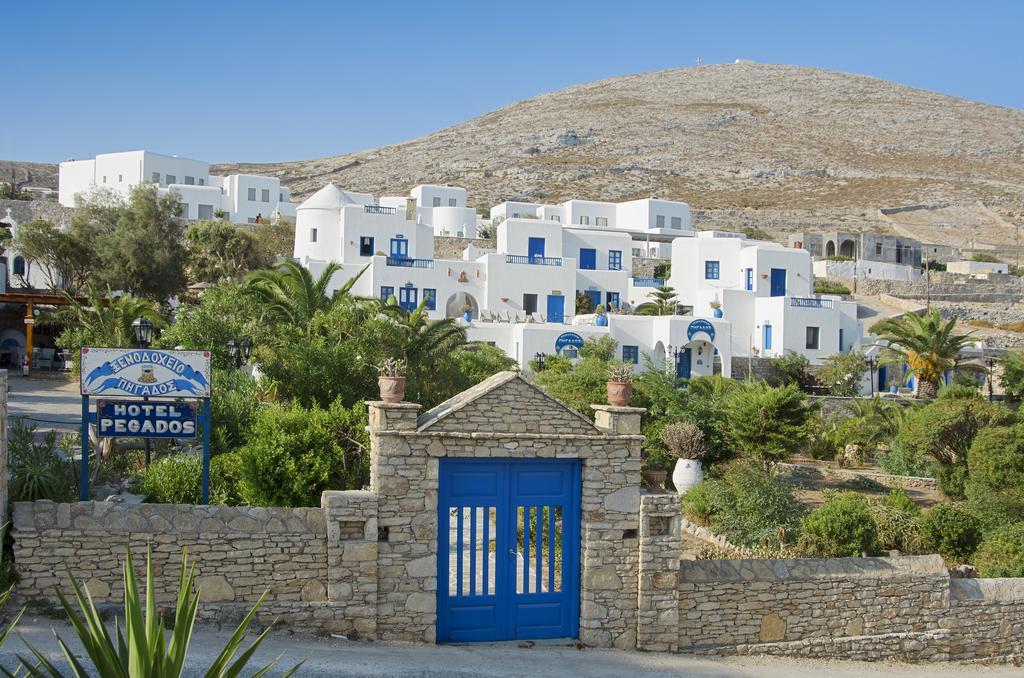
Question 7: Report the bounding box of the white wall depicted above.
[411,185,466,208]
[498,219,564,258]
[947,261,1009,275]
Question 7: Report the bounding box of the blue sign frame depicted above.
[554,332,584,354]
[686,319,716,343]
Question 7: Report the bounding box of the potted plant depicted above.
[377,357,408,403]
[661,421,707,495]
[461,304,473,323]
[594,303,608,326]
[606,363,634,406]
[710,296,723,318]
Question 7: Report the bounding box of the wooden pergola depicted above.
[0,291,94,367]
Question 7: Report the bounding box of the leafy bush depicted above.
[8,418,77,503]
[139,452,246,505]
[767,351,814,390]
[817,350,866,397]
[799,493,878,557]
[239,400,369,507]
[660,421,706,460]
[875,446,936,478]
[919,503,982,564]
[813,279,851,295]
[869,502,926,554]
[966,423,1024,530]
[974,523,1024,577]
[999,351,1024,401]
[884,488,921,515]
[209,370,264,455]
[723,382,814,468]
[681,461,804,549]
[971,252,1001,263]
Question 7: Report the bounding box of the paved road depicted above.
[7,374,80,432]
[0,620,1018,677]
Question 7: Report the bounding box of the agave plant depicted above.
[19,548,301,677]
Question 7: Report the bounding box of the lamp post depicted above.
[132,316,156,466]
[534,352,547,372]
[986,357,996,402]
[866,356,876,397]
[227,338,253,370]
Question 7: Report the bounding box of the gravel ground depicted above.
[1,620,1020,677]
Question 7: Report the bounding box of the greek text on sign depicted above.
[80,347,211,398]
[686,319,716,343]
[96,400,198,439]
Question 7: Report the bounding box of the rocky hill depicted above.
[8,63,1024,245]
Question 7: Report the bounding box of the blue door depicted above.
[399,286,418,313]
[770,268,786,297]
[528,237,545,261]
[547,295,565,324]
[579,248,596,270]
[437,458,581,643]
[763,324,772,351]
[745,268,753,291]
[606,292,620,311]
[676,348,692,380]
[390,238,408,258]
[838,328,844,352]
[584,290,601,310]
[877,365,887,392]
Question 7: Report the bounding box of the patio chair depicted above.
[33,348,55,370]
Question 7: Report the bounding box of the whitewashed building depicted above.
[295,183,862,379]
[58,150,296,224]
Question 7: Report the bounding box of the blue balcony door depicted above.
[877,365,888,392]
[528,237,546,262]
[390,238,409,258]
[399,286,418,313]
[605,292,620,311]
[745,268,753,291]
[547,295,565,324]
[770,268,786,297]
[579,248,596,270]
[584,290,601,311]
[676,348,692,380]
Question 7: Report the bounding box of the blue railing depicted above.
[506,254,563,266]
[791,297,834,309]
[364,205,397,215]
[386,257,433,268]
[632,277,664,287]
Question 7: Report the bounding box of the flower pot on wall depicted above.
[378,376,407,403]
[713,308,723,318]
[463,311,473,323]
[643,468,668,491]
[672,459,703,496]
[595,315,608,327]
[606,381,632,406]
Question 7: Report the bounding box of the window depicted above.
[606,291,620,310]
[745,268,753,290]
[763,323,772,351]
[102,176,106,183]
[622,345,639,364]
[608,250,622,270]
[279,192,284,201]
[198,178,205,186]
[806,326,820,350]
[632,248,641,257]
[12,256,25,276]
[261,189,270,202]
[552,215,560,223]
[178,202,188,219]
[875,242,883,256]
[184,176,195,185]
[359,236,374,256]
[151,172,160,184]
[671,216,682,230]
[118,174,123,182]
[512,212,520,218]
[310,228,318,242]
[198,204,213,220]
[166,175,176,184]
[247,187,257,201]
[424,288,437,310]
[390,237,408,258]
[704,260,720,279]
[432,197,441,207]
[523,293,538,314]
[380,286,394,301]
[580,216,590,225]
[656,215,665,228]
[448,198,457,207]
[595,217,608,227]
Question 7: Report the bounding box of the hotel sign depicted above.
[80,347,211,398]
[555,332,585,354]
[96,400,198,439]
[686,319,716,343]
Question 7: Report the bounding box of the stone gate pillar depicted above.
[637,493,681,651]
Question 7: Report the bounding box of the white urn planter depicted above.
[672,459,703,496]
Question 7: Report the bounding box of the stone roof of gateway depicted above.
[416,370,601,435]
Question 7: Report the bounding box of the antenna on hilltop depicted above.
[695,55,702,66]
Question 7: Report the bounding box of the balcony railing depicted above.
[632,277,664,288]
[364,205,397,215]
[791,297,834,309]
[506,254,562,267]
[386,257,433,268]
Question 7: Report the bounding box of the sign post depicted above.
[79,347,212,503]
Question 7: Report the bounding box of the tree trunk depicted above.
[915,378,939,399]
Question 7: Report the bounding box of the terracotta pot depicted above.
[378,376,407,403]
[606,381,632,406]
[643,468,668,491]
[672,459,704,496]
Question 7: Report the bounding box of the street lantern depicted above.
[132,316,155,348]
[227,338,252,369]
[986,357,996,402]
[240,338,253,362]
[866,356,876,397]
[534,352,547,371]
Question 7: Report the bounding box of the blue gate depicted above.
[437,458,581,643]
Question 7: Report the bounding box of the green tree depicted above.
[966,423,1024,529]
[243,260,366,334]
[998,350,1024,401]
[12,218,94,291]
[817,350,867,396]
[799,492,878,557]
[634,285,681,316]
[920,503,982,563]
[723,382,815,468]
[874,309,976,398]
[975,524,1024,577]
[251,217,296,260]
[186,219,271,282]
[768,350,814,390]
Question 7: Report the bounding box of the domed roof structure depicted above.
[298,183,374,211]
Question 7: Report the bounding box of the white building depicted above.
[294,183,863,380]
[946,260,1009,277]
[58,150,296,224]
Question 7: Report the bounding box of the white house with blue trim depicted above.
[293,183,862,381]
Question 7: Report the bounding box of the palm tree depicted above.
[244,260,367,332]
[44,285,165,350]
[634,285,681,316]
[874,309,975,398]
[388,299,467,367]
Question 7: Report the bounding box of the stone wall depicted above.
[432,235,495,260]
[0,199,74,226]
[12,500,373,637]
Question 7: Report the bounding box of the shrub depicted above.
[999,321,1024,333]
[239,400,368,507]
[884,488,921,515]
[8,418,77,503]
[974,523,1024,577]
[869,502,926,554]
[971,252,1001,263]
[210,370,264,455]
[767,351,813,390]
[723,382,814,468]
[817,350,866,397]
[799,493,878,557]
[660,421,706,460]
[999,351,1024,401]
[813,279,851,295]
[139,452,245,505]
[875,446,935,478]
[919,503,982,564]
[682,461,805,549]
[965,423,1024,530]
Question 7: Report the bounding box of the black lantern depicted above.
[866,356,876,397]
[132,316,155,348]
[240,338,253,362]
[227,338,251,369]
[986,357,996,402]
[534,352,547,371]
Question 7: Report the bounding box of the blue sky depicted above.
[6,0,1022,164]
